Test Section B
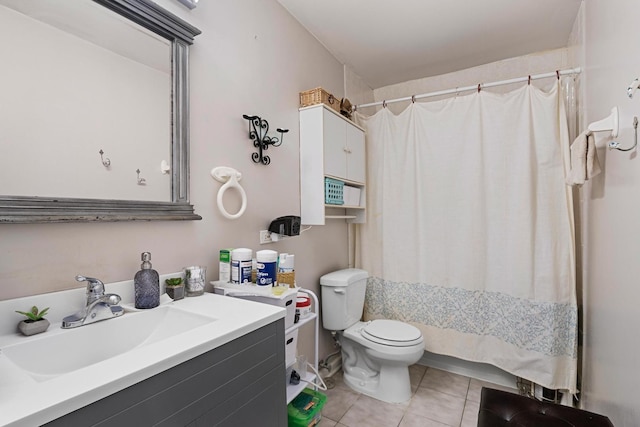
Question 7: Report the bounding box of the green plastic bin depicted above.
[287,388,327,427]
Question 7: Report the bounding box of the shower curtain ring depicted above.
[411,95,416,103]
[528,75,531,85]
[556,70,560,80]
[477,84,482,93]
[383,100,387,108]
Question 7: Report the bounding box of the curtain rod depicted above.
[355,67,582,110]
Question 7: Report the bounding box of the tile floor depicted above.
[319,365,517,427]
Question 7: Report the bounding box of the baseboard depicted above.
[418,351,517,389]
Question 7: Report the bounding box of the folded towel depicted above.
[566,130,601,186]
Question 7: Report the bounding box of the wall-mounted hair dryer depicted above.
[269,216,301,236]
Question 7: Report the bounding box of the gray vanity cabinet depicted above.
[44,320,286,427]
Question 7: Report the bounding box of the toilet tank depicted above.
[320,268,369,331]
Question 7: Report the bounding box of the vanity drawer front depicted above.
[44,319,286,427]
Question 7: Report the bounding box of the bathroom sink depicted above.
[2,305,215,381]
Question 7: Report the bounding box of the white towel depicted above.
[566,130,601,186]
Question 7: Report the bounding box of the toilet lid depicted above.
[361,319,423,346]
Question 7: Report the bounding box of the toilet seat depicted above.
[361,319,422,347]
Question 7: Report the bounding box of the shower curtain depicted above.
[355,82,577,392]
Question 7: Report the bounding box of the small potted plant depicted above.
[165,277,185,301]
[15,305,50,336]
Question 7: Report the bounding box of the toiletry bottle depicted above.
[256,250,278,286]
[219,248,233,282]
[231,248,252,284]
[134,252,160,309]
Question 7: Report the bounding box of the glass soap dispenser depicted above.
[134,251,160,309]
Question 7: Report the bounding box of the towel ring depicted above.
[210,166,247,220]
[588,106,619,138]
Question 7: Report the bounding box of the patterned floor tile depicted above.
[460,399,480,427]
[406,387,466,426]
[322,384,361,422]
[420,368,470,398]
[339,395,406,427]
[399,412,452,427]
[317,365,510,427]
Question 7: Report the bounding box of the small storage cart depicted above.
[211,282,321,403]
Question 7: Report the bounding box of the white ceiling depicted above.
[277,0,582,89]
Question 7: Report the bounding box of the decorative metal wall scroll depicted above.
[242,114,289,165]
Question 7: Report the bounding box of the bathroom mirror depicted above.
[0,0,202,222]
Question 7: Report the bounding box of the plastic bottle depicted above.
[219,249,232,282]
[277,253,295,287]
[231,248,252,284]
[256,250,278,286]
[279,254,295,272]
[134,252,160,309]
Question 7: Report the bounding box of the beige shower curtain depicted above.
[355,82,577,392]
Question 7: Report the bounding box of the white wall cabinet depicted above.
[300,104,366,225]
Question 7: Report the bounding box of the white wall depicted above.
[582,0,640,425]
[0,0,349,362]
[344,65,375,108]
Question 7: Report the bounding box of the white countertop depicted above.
[0,276,284,426]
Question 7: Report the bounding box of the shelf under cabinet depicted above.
[325,204,364,209]
[324,204,365,223]
[286,312,317,334]
[286,371,317,404]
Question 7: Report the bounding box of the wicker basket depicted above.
[300,87,340,113]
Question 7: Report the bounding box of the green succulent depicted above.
[15,305,49,321]
[165,277,183,287]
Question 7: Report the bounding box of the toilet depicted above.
[320,268,424,403]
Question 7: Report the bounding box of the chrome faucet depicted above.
[62,275,124,329]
